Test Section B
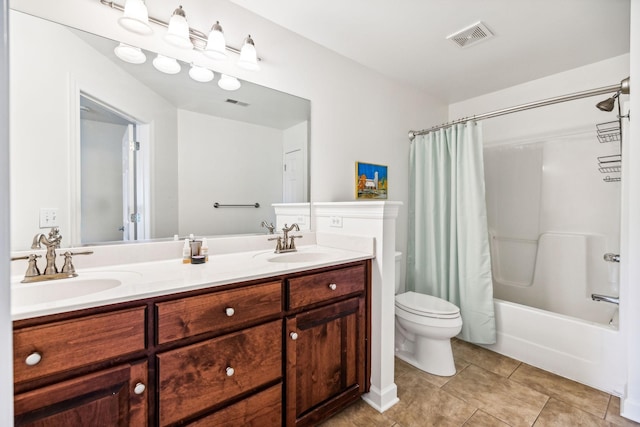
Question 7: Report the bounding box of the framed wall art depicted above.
[355,162,388,200]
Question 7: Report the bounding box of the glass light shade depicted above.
[189,65,214,83]
[114,43,147,64]
[237,36,259,71]
[204,23,227,60]
[218,74,241,91]
[164,7,193,49]
[152,54,181,74]
[118,0,153,35]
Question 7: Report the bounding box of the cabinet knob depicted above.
[25,352,42,366]
[133,382,146,395]
[226,367,235,377]
[328,283,337,291]
[290,332,299,340]
[225,307,235,317]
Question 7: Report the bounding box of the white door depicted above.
[284,148,304,202]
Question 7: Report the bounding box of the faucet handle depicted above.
[60,250,94,275]
[268,236,283,252]
[12,254,42,279]
[289,235,303,250]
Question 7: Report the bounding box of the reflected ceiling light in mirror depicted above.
[153,54,181,74]
[237,35,260,71]
[189,64,214,83]
[204,21,227,60]
[114,43,147,64]
[218,74,241,91]
[164,5,193,50]
[118,0,152,35]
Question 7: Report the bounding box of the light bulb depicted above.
[153,54,181,74]
[204,21,227,60]
[114,43,146,64]
[218,74,241,91]
[189,65,214,83]
[237,35,259,71]
[118,0,153,35]
[164,6,193,49]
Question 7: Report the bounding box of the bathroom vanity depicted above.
[11,244,372,426]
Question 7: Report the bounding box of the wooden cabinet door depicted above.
[286,297,365,427]
[14,360,148,427]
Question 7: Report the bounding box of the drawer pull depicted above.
[134,382,146,395]
[290,332,299,341]
[328,283,337,291]
[225,307,235,317]
[25,352,42,366]
[226,366,235,377]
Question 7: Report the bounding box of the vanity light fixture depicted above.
[118,0,152,35]
[204,21,227,60]
[237,35,260,71]
[189,64,214,83]
[164,6,193,50]
[152,54,181,74]
[218,74,241,91]
[114,43,147,64]
[102,0,261,69]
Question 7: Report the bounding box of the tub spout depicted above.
[591,293,619,305]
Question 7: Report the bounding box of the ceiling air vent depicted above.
[225,98,249,107]
[446,21,494,48]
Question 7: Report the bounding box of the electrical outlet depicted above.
[329,216,343,228]
[39,208,59,228]
[296,216,306,225]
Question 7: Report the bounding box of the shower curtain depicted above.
[407,122,496,344]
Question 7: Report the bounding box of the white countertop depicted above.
[11,243,374,321]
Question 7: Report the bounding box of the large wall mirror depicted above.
[10,9,310,251]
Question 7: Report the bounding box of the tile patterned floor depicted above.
[319,339,640,427]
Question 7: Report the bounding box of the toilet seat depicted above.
[395,291,460,319]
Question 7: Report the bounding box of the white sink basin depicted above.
[12,278,122,306]
[266,251,333,263]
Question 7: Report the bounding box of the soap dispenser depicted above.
[201,238,209,262]
[182,239,191,264]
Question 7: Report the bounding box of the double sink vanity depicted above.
[11,233,374,426]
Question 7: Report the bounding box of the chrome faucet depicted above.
[591,293,619,305]
[270,223,302,253]
[11,227,93,283]
[261,220,276,234]
[31,227,62,275]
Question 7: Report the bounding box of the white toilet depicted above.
[394,252,463,376]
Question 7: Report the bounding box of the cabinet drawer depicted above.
[187,383,282,427]
[156,281,282,344]
[14,306,147,385]
[288,264,366,310]
[157,319,282,426]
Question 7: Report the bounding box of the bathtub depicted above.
[484,232,625,394]
[482,298,625,395]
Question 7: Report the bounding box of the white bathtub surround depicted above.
[408,124,496,344]
[313,201,401,412]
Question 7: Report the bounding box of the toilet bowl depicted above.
[394,253,462,376]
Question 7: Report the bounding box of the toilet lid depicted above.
[395,291,460,318]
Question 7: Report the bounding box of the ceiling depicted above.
[228,0,631,103]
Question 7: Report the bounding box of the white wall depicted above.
[9,10,179,250]
[177,109,283,235]
[0,0,13,422]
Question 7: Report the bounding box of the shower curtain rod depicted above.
[408,80,628,140]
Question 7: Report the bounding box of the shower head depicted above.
[596,92,620,112]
